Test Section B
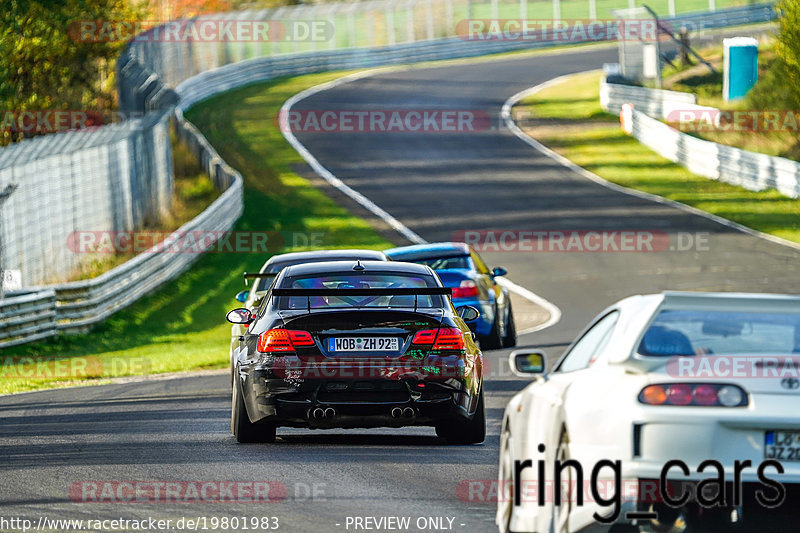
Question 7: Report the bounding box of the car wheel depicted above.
[436,389,486,444]
[497,427,516,533]
[502,303,517,348]
[231,377,276,443]
[479,311,503,351]
[229,347,235,387]
[553,428,571,533]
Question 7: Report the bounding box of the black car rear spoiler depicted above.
[271,287,452,312]
[272,288,452,296]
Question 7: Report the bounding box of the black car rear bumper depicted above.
[240,369,477,429]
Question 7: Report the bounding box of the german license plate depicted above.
[765,431,800,461]
[327,337,399,352]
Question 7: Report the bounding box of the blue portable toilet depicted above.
[723,37,758,101]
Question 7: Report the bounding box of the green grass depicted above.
[515,71,800,244]
[0,71,392,395]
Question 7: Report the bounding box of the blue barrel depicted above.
[723,37,758,101]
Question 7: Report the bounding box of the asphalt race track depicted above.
[3,46,800,532]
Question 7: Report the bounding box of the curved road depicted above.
[2,46,800,532]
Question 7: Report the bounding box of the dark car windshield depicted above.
[403,255,470,270]
[638,309,800,356]
[255,273,279,292]
[255,257,383,291]
[275,273,444,309]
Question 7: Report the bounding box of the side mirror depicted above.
[509,349,546,377]
[235,290,250,303]
[492,267,508,277]
[456,305,480,322]
[226,308,254,324]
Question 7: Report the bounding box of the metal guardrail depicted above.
[0,2,778,348]
[0,290,57,347]
[0,179,242,346]
[0,109,175,287]
[600,81,701,118]
[620,104,800,199]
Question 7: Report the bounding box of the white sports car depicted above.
[497,292,800,533]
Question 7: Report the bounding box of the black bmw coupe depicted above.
[226,260,486,444]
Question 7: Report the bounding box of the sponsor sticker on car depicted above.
[327,337,399,352]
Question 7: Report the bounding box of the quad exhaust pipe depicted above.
[312,407,337,420]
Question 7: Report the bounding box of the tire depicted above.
[553,428,571,533]
[231,377,276,443]
[436,389,486,444]
[502,303,517,348]
[229,347,235,387]
[479,309,503,351]
[497,428,516,533]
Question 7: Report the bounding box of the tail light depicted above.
[639,383,747,407]
[412,328,466,351]
[257,329,315,353]
[451,280,479,299]
[412,329,437,344]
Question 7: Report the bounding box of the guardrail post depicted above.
[426,0,435,40]
[407,0,416,43]
[446,0,454,37]
[387,2,396,45]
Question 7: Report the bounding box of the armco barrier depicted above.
[0,290,57,347]
[0,109,175,286]
[621,104,800,199]
[600,81,707,118]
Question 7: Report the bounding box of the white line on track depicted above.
[280,69,563,336]
[501,71,800,254]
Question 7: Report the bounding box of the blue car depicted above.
[385,242,516,350]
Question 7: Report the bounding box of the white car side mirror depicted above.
[509,349,546,377]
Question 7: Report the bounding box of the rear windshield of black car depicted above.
[274,273,445,309]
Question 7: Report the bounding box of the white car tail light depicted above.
[639,383,748,407]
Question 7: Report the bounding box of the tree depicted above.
[774,0,800,109]
[0,0,146,145]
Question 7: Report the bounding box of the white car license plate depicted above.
[764,431,800,461]
[328,337,399,352]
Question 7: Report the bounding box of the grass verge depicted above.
[0,71,392,395]
[514,71,800,244]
